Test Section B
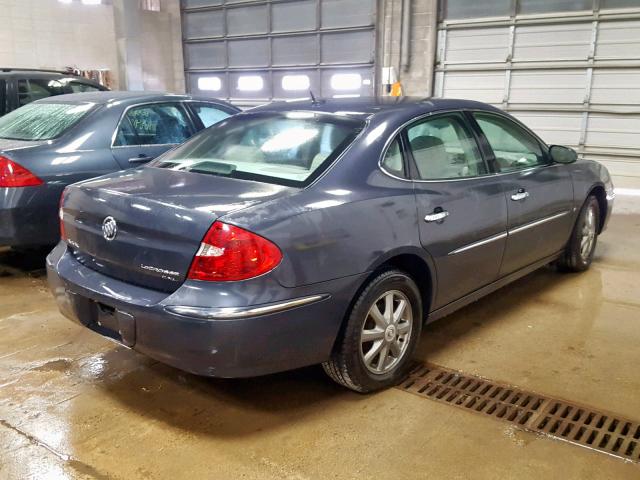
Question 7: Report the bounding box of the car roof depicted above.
[249,96,501,119]
[0,69,101,83]
[34,91,238,109]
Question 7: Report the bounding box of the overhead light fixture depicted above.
[58,0,73,3]
[198,76,222,91]
[330,73,362,91]
[81,0,101,4]
[237,76,263,92]
[282,75,310,91]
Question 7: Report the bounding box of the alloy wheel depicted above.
[360,290,413,375]
[580,205,597,261]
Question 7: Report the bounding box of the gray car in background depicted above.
[48,97,613,392]
[0,92,239,247]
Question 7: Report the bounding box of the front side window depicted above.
[0,102,94,141]
[152,112,364,187]
[190,103,232,128]
[18,78,65,106]
[473,112,546,173]
[406,114,486,180]
[114,103,192,147]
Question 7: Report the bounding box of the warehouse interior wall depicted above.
[378,0,438,97]
[0,0,119,85]
[0,0,184,93]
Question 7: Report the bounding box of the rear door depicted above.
[405,112,508,310]
[470,111,575,276]
[110,102,196,169]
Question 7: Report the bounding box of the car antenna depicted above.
[309,89,320,105]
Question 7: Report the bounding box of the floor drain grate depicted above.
[399,363,640,463]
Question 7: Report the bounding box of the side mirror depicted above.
[549,145,577,164]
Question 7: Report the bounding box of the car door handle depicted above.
[128,154,154,164]
[424,210,449,223]
[511,190,530,201]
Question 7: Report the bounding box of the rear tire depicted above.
[322,269,422,393]
[557,195,600,272]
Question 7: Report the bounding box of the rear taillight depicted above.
[0,156,43,188]
[59,189,67,242]
[187,221,282,282]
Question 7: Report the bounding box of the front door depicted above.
[111,102,195,169]
[471,111,575,276]
[405,112,508,310]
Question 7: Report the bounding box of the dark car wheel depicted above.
[323,269,422,393]
[557,195,600,272]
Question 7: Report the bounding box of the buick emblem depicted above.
[102,216,118,241]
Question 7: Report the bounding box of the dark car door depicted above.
[470,111,575,276]
[403,112,508,310]
[110,102,196,169]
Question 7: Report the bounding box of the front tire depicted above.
[557,195,600,272]
[323,269,422,393]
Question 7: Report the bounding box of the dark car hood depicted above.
[63,166,297,292]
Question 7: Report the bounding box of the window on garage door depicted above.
[473,112,547,173]
[114,103,193,146]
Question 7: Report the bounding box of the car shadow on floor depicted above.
[0,246,51,278]
[97,349,364,438]
[95,263,603,439]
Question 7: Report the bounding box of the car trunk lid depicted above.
[62,167,296,292]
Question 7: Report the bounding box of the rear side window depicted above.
[114,103,193,147]
[407,114,486,180]
[152,112,364,187]
[0,102,94,141]
[381,138,406,178]
[68,82,103,93]
[18,78,65,106]
[473,112,546,173]
[190,102,232,128]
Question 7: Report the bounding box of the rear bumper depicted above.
[0,185,61,247]
[47,243,365,378]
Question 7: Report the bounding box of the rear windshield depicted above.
[151,111,364,187]
[0,102,94,141]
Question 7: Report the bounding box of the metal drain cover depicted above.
[399,363,640,463]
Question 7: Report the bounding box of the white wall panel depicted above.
[445,27,509,63]
[586,115,640,150]
[591,69,640,105]
[513,24,593,62]
[509,70,587,104]
[511,112,583,146]
[442,72,505,103]
[595,20,640,59]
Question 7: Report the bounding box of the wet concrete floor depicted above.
[1,204,639,479]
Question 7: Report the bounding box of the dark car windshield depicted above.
[0,102,95,141]
[151,112,365,187]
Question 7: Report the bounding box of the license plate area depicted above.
[93,302,136,348]
[66,291,136,347]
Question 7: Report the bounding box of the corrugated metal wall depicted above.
[435,0,640,177]
[181,0,377,106]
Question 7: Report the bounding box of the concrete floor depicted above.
[1,192,640,479]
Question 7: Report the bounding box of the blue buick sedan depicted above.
[0,92,238,247]
[48,97,614,392]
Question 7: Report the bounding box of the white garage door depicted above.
[181,0,376,106]
[435,0,640,177]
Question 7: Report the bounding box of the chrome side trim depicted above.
[164,294,330,320]
[509,210,571,235]
[448,231,507,256]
